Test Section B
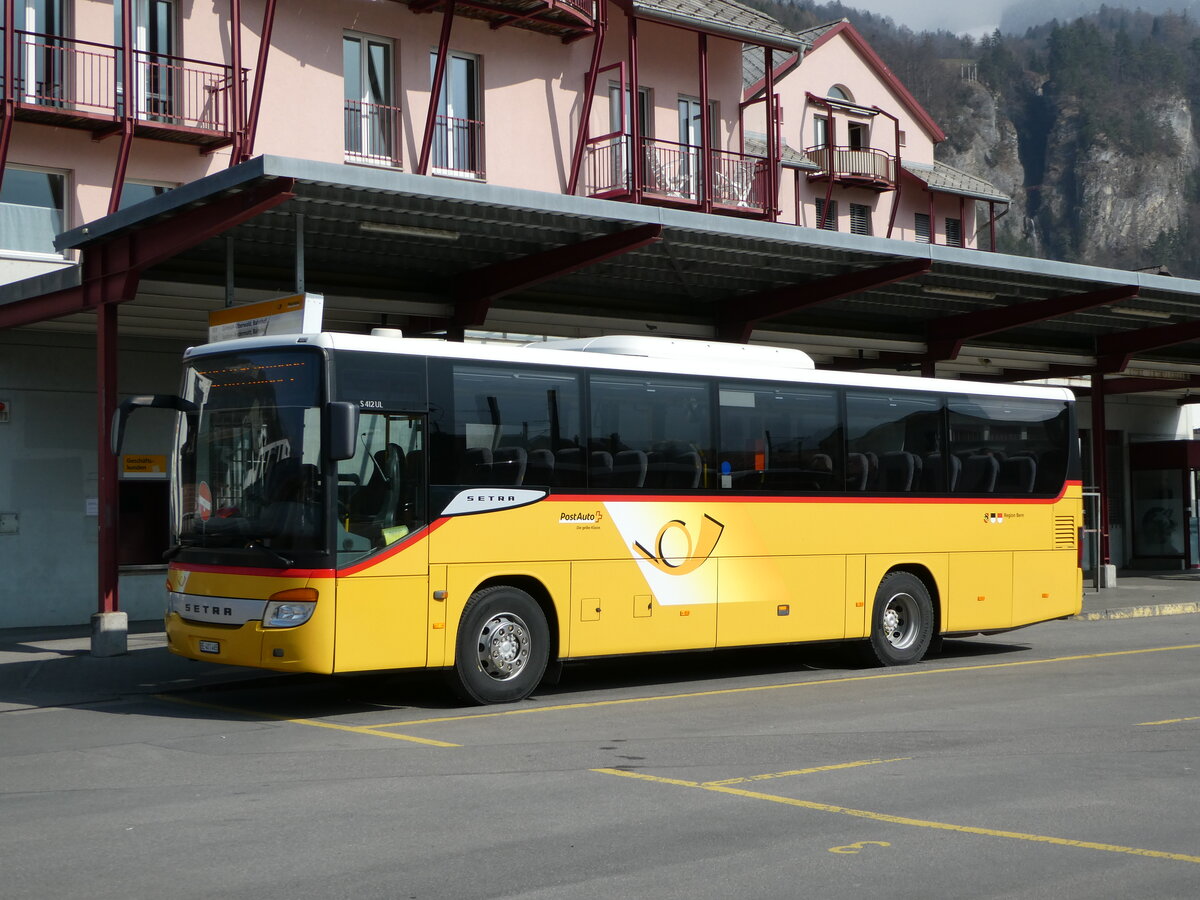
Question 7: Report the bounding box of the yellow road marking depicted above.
[1138,715,1200,726]
[593,768,1200,864]
[154,694,460,748]
[375,643,1200,728]
[703,757,909,786]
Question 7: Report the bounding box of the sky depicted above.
[842,0,1107,38]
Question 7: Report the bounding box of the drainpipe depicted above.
[699,33,711,212]
[628,12,641,201]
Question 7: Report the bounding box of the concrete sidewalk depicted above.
[1,572,1197,713]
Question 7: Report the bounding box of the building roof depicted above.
[743,133,818,170]
[8,154,1200,389]
[632,0,806,50]
[903,160,1010,204]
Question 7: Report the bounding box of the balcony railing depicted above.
[431,114,484,179]
[805,144,896,189]
[344,100,402,168]
[0,28,240,144]
[584,135,768,214]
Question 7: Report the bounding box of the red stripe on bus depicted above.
[338,517,449,576]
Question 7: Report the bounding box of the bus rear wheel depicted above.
[864,571,934,666]
[452,585,549,704]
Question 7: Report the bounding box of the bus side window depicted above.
[718,383,843,493]
[846,392,943,493]
[446,365,583,490]
[949,396,1071,495]
[590,374,713,490]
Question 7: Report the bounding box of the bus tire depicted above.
[452,585,549,704]
[864,571,933,666]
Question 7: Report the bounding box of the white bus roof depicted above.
[184,332,1076,402]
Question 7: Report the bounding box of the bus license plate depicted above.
[199,640,220,654]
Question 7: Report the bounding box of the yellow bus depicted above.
[146,332,1082,703]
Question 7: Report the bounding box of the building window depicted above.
[17,0,67,107]
[914,212,931,244]
[117,181,172,210]
[0,167,66,255]
[116,0,177,121]
[898,130,907,147]
[431,50,482,179]
[847,122,868,150]
[813,115,830,149]
[945,217,963,247]
[344,33,399,167]
[674,96,719,201]
[827,85,852,102]
[815,198,838,231]
[850,203,872,236]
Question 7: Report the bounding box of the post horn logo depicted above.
[633,514,725,575]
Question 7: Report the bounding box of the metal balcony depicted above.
[1,28,242,148]
[584,135,768,216]
[389,0,597,41]
[805,144,896,191]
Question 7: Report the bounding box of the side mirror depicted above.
[327,402,359,461]
[111,394,199,456]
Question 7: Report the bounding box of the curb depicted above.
[1075,601,1200,621]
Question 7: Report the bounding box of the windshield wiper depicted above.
[246,542,294,568]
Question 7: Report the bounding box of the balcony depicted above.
[805,144,896,191]
[344,100,402,168]
[431,114,484,179]
[389,0,597,41]
[1,29,242,149]
[584,135,769,216]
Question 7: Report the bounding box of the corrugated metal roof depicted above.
[13,155,1200,385]
[743,133,817,169]
[903,160,1010,204]
[634,0,806,50]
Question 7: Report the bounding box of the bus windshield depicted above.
[173,350,326,560]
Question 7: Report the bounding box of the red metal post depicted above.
[107,121,135,214]
[107,0,136,213]
[96,299,120,614]
[0,0,15,194]
[229,0,244,163]
[627,12,641,201]
[241,0,278,161]
[959,195,966,247]
[1091,374,1112,566]
[418,0,456,176]
[763,47,777,221]
[565,0,606,195]
[989,200,996,251]
[927,189,936,245]
[698,33,711,213]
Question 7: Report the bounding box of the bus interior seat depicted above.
[554,447,586,487]
[959,454,1000,492]
[525,448,554,486]
[492,446,528,485]
[920,452,961,492]
[459,446,493,484]
[349,444,405,525]
[665,450,702,489]
[589,450,614,487]
[846,452,869,491]
[879,451,918,491]
[613,449,648,487]
[997,455,1036,493]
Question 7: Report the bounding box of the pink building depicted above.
[0,1,1005,290]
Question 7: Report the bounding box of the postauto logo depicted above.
[560,510,604,524]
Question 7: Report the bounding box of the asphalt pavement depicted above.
[1,570,1197,714]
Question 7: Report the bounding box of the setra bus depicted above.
[143,331,1082,703]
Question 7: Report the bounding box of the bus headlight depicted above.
[263,588,318,628]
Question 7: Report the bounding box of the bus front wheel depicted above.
[864,571,934,666]
[452,585,549,704]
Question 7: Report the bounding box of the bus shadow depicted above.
[0,634,1035,725]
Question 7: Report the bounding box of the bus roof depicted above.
[184,332,1076,402]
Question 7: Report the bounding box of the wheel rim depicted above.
[881,592,920,650]
[475,611,531,682]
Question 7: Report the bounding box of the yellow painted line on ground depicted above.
[594,768,1200,865]
[1138,715,1200,726]
[702,757,910,786]
[154,694,460,748]
[375,643,1200,728]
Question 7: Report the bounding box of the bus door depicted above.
[333,412,431,672]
